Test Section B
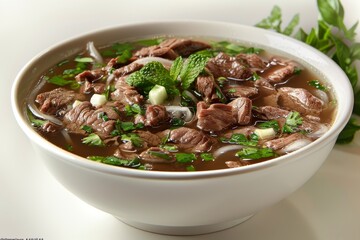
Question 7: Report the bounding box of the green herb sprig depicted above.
[256,0,360,143]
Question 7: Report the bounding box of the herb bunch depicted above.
[256,0,360,143]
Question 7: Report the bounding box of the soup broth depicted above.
[27,37,336,171]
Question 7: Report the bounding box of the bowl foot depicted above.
[116,214,254,235]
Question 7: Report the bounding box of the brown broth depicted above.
[28,37,336,172]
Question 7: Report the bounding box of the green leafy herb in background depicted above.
[256,0,360,143]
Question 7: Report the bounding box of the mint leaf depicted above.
[179,53,209,89]
[126,61,177,95]
[170,56,183,81]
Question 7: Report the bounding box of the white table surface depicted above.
[1,0,360,239]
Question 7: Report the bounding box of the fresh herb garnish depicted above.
[308,80,328,91]
[170,56,183,81]
[210,41,263,56]
[186,165,196,171]
[175,153,197,163]
[236,147,276,160]
[98,112,109,121]
[126,61,178,95]
[220,133,258,147]
[148,151,172,161]
[74,57,93,63]
[44,75,80,90]
[124,104,144,116]
[178,53,210,90]
[88,155,142,168]
[161,144,178,152]
[27,108,46,127]
[82,133,104,147]
[282,111,303,133]
[121,133,143,147]
[120,121,144,132]
[200,153,214,161]
[257,120,280,133]
[256,0,360,143]
[170,118,185,127]
[81,125,93,134]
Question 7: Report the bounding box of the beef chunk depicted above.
[253,106,290,120]
[196,101,236,132]
[228,97,252,125]
[263,60,298,84]
[195,75,221,103]
[236,53,267,71]
[134,38,210,59]
[144,105,170,127]
[168,127,215,152]
[223,84,258,99]
[139,147,175,163]
[263,133,306,150]
[111,76,144,105]
[206,52,253,80]
[36,88,85,116]
[278,87,324,116]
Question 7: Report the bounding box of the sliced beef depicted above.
[113,62,143,77]
[63,101,123,137]
[195,75,221,103]
[39,121,59,133]
[253,106,290,120]
[111,76,144,105]
[196,101,236,132]
[36,88,86,116]
[228,97,252,125]
[236,53,267,71]
[80,81,105,94]
[139,147,175,163]
[134,38,210,59]
[206,52,253,80]
[159,38,211,57]
[143,105,170,127]
[75,69,105,83]
[223,84,258,99]
[263,132,305,150]
[113,146,138,160]
[263,60,299,84]
[168,127,215,152]
[221,126,257,139]
[277,87,324,116]
[254,78,279,107]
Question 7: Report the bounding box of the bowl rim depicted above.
[11,20,354,180]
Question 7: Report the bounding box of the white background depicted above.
[1,0,360,239]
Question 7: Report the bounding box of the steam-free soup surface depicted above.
[27,37,336,171]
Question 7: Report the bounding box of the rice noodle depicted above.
[314,89,329,105]
[306,123,329,139]
[183,90,199,104]
[132,57,173,69]
[165,106,193,122]
[27,80,63,126]
[213,145,245,158]
[60,129,73,145]
[278,138,312,154]
[87,41,104,65]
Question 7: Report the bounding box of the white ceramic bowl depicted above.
[11,21,353,235]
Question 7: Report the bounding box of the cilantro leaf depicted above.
[200,153,214,161]
[45,75,80,90]
[27,108,46,127]
[257,120,280,133]
[82,133,104,147]
[220,133,258,147]
[175,153,196,163]
[88,156,142,168]
[236,147,276,160]
[121,133,143,147]
[308,80,328,91]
